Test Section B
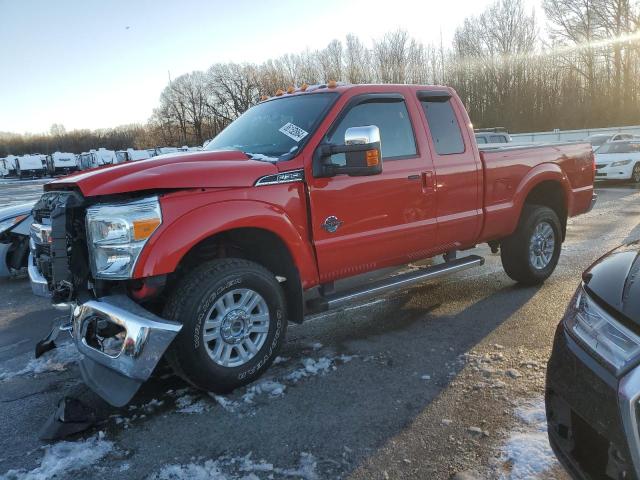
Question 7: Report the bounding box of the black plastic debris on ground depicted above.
[39,397,97,440]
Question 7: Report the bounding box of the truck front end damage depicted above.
[29,190,181,406]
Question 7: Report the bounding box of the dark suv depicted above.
[546,241,640,479]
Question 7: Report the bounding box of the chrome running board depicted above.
[307,255,485,313]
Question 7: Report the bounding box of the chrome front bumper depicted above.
[28,252,50,297]
[71,295,182,406]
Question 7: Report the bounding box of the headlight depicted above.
[86,196,162,279]
[0,215,27,234]
[565,285,640,373]
[611,160,632,167]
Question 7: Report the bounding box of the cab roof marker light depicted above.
[275,89,284,96]
[300,83,308,91]
[286,86,295,94]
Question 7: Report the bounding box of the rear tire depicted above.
[163,258,287,394]
[500,205,562,285]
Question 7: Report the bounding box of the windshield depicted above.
[597,142,640,154]
[205,93,338,161]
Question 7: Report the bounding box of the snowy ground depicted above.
[0,182,638,479]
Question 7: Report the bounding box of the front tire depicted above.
[500,205,562,285]
[164,258,287,394]
[632,163,640,184]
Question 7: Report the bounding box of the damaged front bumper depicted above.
[70,295,182,407]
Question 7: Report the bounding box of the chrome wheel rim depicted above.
[529,221,555,270]
[203,288,270,368]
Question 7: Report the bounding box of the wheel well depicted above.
[523,181,568,239]
[174,228,305,323]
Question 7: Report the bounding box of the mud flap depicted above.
[39,397,97,440]
[79,357,143,407]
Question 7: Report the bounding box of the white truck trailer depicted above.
[115,148,152,163]
[46,152,78,176]
[15,155,46,179]
[78,148,117,170]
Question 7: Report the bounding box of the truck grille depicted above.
[31,190,88,302]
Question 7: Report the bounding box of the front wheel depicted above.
[164,258,287,394]
[500,205,562,285]
[632,163,640,184]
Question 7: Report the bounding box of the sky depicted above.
[0,0,542,134]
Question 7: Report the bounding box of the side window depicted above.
[327,99,416,164]
[475,136,487,144]
[490,135,505,143]
[420,99,465,155]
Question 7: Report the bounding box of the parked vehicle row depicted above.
[0,145,202,179]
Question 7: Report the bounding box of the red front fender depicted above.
[133,197,319,289]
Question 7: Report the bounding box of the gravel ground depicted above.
[0,181,638,479]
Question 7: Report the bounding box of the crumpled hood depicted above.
[584,241,640,324]
[45,150,278,197]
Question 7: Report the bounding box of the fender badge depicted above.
[322,216,343,233]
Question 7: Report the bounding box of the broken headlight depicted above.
[86,196,162,279]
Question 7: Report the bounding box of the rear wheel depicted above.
[632,163,640,184]
[500,205,562,285]
[164,258,287,393]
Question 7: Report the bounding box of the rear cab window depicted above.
[418,93,465,155]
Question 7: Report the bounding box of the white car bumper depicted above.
[595,162,636,180]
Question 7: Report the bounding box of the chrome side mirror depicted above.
[345,125,381,145]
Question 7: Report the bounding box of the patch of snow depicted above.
[242,380,286,404]
[149,459,228,480]
[210,394,240,413]
[150,452,317,480]
[175,394,209,414]
[272,356,289,365]
[0,342,80,382]
[421,374,431,380]
[497,397,560,479]
[1,432,113,480]
[142,398,165,412]
[246,153,279,163]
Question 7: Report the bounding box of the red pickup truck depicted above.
[29,84,596,406]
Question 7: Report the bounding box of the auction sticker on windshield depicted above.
[279,123,309,142]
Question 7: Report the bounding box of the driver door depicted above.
[307,92,437,283]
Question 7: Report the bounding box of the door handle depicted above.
[422,171,434,192]
[407,174,420,180]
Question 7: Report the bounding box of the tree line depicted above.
[2,0,639,156]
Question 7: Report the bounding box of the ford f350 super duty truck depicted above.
[29,84,596,406]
